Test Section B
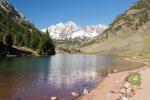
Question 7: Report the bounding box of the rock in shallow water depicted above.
[51,96,57,100]
[71,92,79,97]
[113,69,118,73]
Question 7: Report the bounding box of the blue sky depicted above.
[10,0,137,29]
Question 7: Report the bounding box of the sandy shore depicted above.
[79,57,150,100]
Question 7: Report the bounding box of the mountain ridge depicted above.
[42,21,108,40]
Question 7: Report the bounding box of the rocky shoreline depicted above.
[49,57,149,100]
[78,57,149,100]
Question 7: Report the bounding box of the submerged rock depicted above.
[51,97,57,100]
[16,98,21,100]
[113,69,118,73]
[71,92,79,97]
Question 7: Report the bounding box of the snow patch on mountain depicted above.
[0,0,9,12]
[42,21,108,40]
[0,0,27,21]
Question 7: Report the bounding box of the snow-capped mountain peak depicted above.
[56,23,64,27]
[42,21,108,40]
[66,21,77,26]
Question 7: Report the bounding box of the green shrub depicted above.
[125,72,141,86]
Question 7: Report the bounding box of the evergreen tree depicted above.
[38,38,44,55]
[4,33,13,54]
[0,35,5,55]
[44,30,55,55]
[30,33,39,50]
[37,30,55,55]
[5,33,13,48]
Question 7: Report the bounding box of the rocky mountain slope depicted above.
[0,0,55,56]
[81,0,150,58]
[42,21,107,40]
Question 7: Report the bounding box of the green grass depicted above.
[125,72,141,86]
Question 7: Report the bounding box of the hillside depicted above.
[81,0,150,58]
[0,0,55,56]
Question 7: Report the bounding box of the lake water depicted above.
[0,54,142,100]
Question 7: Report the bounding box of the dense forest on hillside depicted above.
[0,0,55,56]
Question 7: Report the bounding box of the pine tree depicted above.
[0,35,5,55]
[37,30,55,55]
[5,33,13,54]
[5,33,13,48]
[38,38,44,55]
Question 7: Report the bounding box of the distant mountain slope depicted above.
[42,21,107,40]
[0,0,32,32]
[81,0,150,57]
[0,0,55,56]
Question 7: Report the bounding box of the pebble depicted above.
[132,85,137,91]
[113,69,118,73]
[126,88,131,96]
[51,97,57,100]
[122,96,128,100]
[124,82,131,89]
[83,88,89,95]
[71,92,79,97]
[120,88,126,94]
